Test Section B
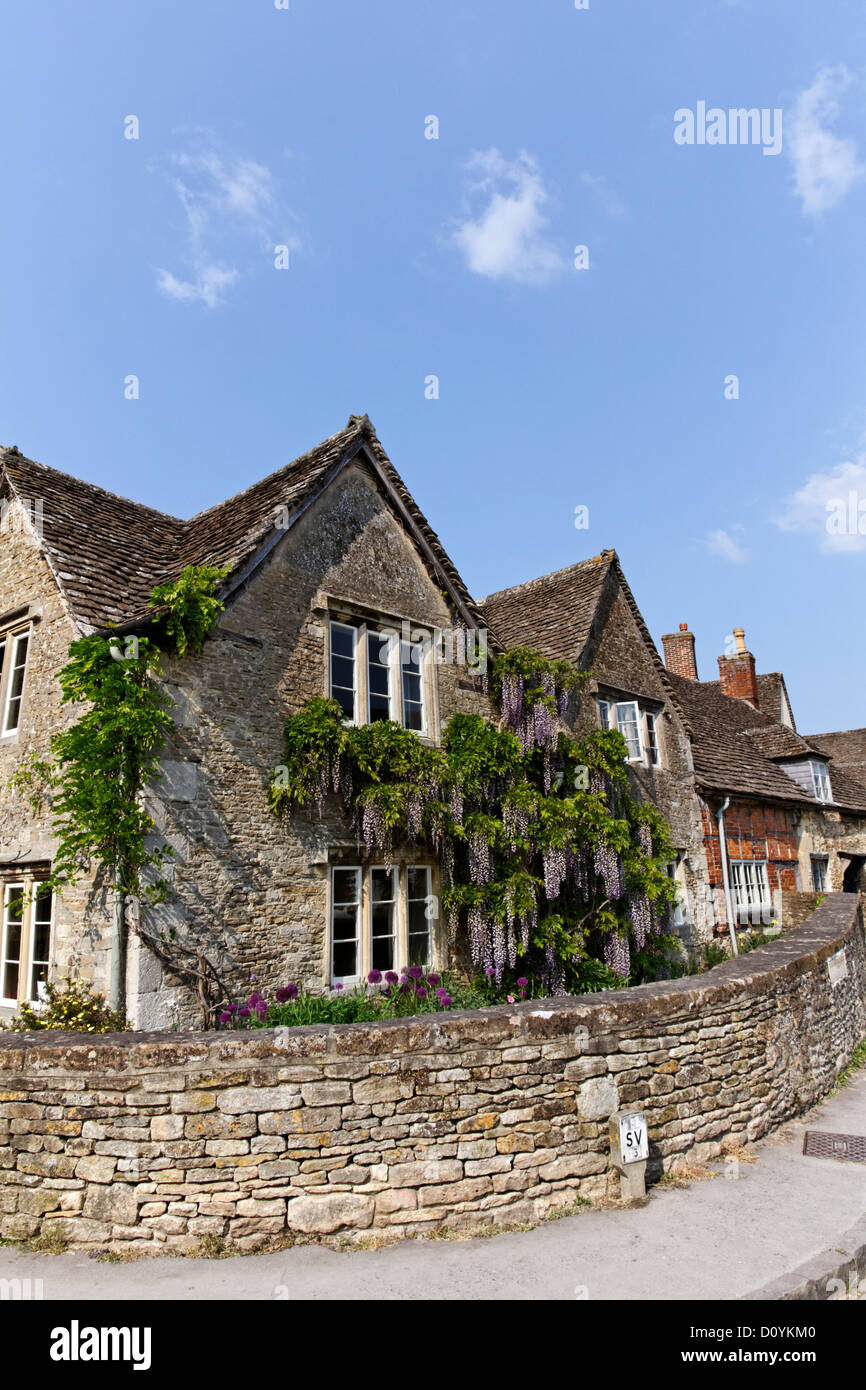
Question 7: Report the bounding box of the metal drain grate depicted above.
[803,1131,866,1163]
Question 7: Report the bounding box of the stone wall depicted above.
[0,894,863,1255]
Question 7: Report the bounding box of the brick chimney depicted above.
[662,622,698,680]
[718,628,759,708]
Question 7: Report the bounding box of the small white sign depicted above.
[827,949,849,988]
[618,1113,649,1164]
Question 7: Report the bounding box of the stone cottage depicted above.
[0,415,863,1025]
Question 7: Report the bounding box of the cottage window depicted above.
[0,878,51,1006]
[810,761,832,803]
[810,856,828,893]
[0,627,31,736]
[645,712,660,767]
[729,860,772,924]
[329,618,430,735]
[598,696,662,767]
[330,863,435,985]
[665,856,688,926]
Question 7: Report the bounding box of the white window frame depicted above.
[644,711,661,767]
[666,856,688,927]
[329,862,436,986]
[597,698,610,730]
[729,860,772,925]
[328,618,431,736]
[614,700,643,762]
[28,885,53,1003]
[329,620,358,723]
[1,627,31,737]
[0,878,53,1006]
[1,883,25,1006]
[810,856,828,893]
[810,760,832,803]
[598,695,662,768]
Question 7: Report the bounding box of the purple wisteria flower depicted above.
[367,969,382,984]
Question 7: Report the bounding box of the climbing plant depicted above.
[271,646,678,991]
[10,564,231,1025]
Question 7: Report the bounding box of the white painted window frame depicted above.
[329,618,432,737]
[729,859,772,924]
[329,862,437,986]
[810,760,832,803]
[0,627,31,737]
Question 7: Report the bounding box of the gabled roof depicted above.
[0,416,484,634]
[478,553,614,663]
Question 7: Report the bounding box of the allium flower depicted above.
[485,966,495,978]
[385,971,398,984]
[367,969,382,984]
[435,987,447,998]
[408,965,424,980]
[238,1007,250,1018]
[249,992,261,1006]
[516,976,528,988]
[275,984,299,1003]
[439,994,453,1008]
[427,973,440,988]
[400,982,411,994]
[416,987,428,999]
[219,1012,231,1024]
[228,1004,238,1013]
[334,982,343,991]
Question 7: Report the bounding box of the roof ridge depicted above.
[0,446,185,526]
[478,550,617,605]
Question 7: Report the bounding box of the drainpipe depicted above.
[109,868,126,1014]
[715,798,738,956]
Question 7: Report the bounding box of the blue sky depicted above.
[1,0,865,731]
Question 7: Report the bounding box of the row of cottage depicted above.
[1,415,865,1027]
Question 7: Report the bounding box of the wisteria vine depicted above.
[271,646,679,992]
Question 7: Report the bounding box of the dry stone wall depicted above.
[0,895,863,1254]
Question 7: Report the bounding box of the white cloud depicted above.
[153,141,296,308]
[706,529,748,564]
[774,458,866,553]
[450,149,562,285]
[788,66,864,215]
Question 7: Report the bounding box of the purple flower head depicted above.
[286,983,299,999]
[516,976,528,988]
[485,967,495,978]
[219,1012,231,1025]
[385,971,399,984]
[238,1007,250,1018]
[427,973,440,988]
[228,1004,238,1014]
[435,987,447,998]
[408,965,424,980]
[367,969,382,984]
[334,982,343,991]
[249,992,261,1006]
[275,984,298,1004]
[400,982,411,994]
[415,986,428,1000]
[439,994,453,1008]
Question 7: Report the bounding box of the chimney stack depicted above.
[662,622,698,680]
[718,628,759,708]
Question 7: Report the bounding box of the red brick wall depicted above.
[701,800,800,900]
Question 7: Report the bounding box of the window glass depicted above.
[645,713,660,766]
[597,699,610,729]
[28,886,51,1001]
[329,623,356,720]
[331,867,361,979]
[1,884,24,1002]
[3,631,29,734]
[367,631,392,723]
[370,868,396,971]
[811,761,832,803]
[730,860,771,924]
[407,866,432,966]
[614,701,642,760]
[810,856,828,893]
[400,638,424,732]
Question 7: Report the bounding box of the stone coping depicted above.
[0,892,860,1069]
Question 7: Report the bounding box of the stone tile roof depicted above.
[478,553,615,662]
[667,673,866,813]
[0,417,484,634]
[806,729,866,795]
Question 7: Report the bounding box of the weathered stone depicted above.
[217,1086,302,1115]
[74,1155,116,1184]
[84,1183,138,1226]
[286,1193,374,1233]
[576,1076,620,1121]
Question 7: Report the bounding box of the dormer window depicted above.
[329,617,431,736]
[779,756,833,804]
[0,625,31,737]
[810,760,832,803]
